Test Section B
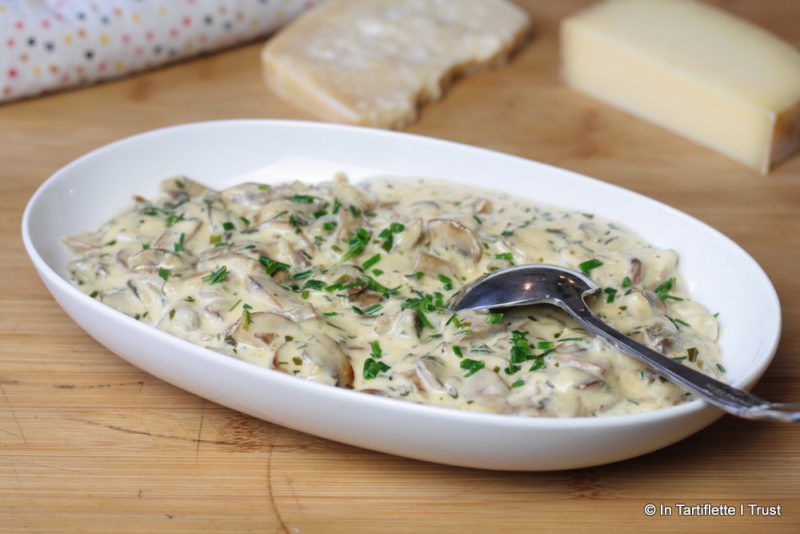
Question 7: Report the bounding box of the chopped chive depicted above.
[185,296,195,302]
[460,359,485,377]
[362,254,381,270]
[716,363,726,373]
[229,299,242,312]
[494,252,513,261]
[222,221,235,231]
[529,358,545,371]
[304,280,326,290]
[579,258,603,274]
[511,378,525,388]
[537,341,553,349]
[363,358,390,380]
[604,287,617,303]
[665,314,690,330]
[291,194,316,204]
[438,274,453,290]
[378,222,405,251]
[174,232,185,253]
[158,268,170,281]
[293,270,313,281]
[362,304,383,316]
[288,214,303,228]
[486,313,504,324]
[687,347,699,362]
[453,345,463,358]
[202,265,227,284]
[259,255,290,275]
[338,227,370,263]
[621,276,632,288]
[654,277,676,300]
[165,213,184,227]
[332,197,342,214]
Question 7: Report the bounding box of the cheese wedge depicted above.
[561,0,800,174]
[261,0,530,129]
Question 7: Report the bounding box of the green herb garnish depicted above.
[579,258,603,274]
[202,265,227,284]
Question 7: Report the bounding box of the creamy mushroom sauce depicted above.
[64,175,724,417]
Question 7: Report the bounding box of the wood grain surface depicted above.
[2,1,799,532]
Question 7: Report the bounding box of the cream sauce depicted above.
[64,175,724,417]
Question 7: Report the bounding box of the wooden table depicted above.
[2,1,799,532]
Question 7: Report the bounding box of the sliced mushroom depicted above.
[335,204,358,242]
[406,200,440,220]
[473,198,492,214]
[272,334,354,387]
[460,369,512,414]
[374,309,420,338]
[62,231,105,252]
[98,289,147,319]
[232,312,303,349]
[330,181,377,213]
[448,310,504,341]
[159,176,209,199]
[426,219,482,261]
[630,257,643,285]
[394,217,423,251]
[412,251,455,278]
[126,248,185,273]
[157,305,200,336]
[283,303,319,323]
[126,276,163,307]
[68,257,109,285]
[219,182,278,209]
[154,219,201,251]
[552,356,606,376]
[414,355,461,397]
[502,227,563,264]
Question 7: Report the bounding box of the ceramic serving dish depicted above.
[21,120,781,470]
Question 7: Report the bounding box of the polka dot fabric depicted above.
[0,0,324,103]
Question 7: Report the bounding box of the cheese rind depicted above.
[561,0,800,174]
[261,0,530,129]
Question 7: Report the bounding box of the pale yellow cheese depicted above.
[561,0,800,174]
[261,0,530,129]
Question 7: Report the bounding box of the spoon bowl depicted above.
[453,264,800,422]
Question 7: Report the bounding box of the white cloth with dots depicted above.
[0,0,322,102]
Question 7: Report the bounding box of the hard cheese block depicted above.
[561,0,800,174]
[261,0,530,129]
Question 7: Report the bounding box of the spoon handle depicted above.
[566,306,800,422]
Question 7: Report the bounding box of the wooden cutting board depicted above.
[1,1,799,532]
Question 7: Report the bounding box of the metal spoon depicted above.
[452,264,800,422]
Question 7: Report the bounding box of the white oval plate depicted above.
[22,120,781,470]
